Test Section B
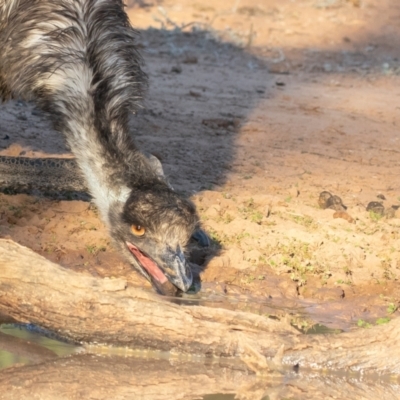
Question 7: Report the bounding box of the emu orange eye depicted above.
[131,225,145,236]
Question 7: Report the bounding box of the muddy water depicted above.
[0,323,399,400]
[171,284,380,333]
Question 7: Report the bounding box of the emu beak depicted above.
[126,242,192,293]
[159,245,193,292]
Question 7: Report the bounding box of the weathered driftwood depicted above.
[0,355,399,400]
[0,238,399,377]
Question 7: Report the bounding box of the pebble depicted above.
[327,195,347,211]
[318,191,347,211]
[385,205,398,219]
[333,211,355,223]
[366,201,384,216]
[189,90,201,98]
[182,55,198,64]
[318,191,332,209]
[171,65,182,74]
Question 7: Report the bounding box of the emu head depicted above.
[108,183,198,295]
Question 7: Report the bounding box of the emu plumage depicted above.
[0,0,200,294]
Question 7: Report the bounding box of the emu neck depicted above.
[61,106,156,225]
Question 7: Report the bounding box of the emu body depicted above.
[0,0,199,294]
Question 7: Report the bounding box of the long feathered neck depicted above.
[60,101,159,224]
[0,0,158,223]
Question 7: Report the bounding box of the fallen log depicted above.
[0,238,399,377]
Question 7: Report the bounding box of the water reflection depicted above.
[163,283,389,334]
[0,349,30,370]
[0,324,77,370]
[0,323,398,400]
[165,283,309,319]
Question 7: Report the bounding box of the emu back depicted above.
[0,0,146,119]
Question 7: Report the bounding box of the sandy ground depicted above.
[0,0,400,331]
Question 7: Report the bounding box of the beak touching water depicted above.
[126,242,193,293]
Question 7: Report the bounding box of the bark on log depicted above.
[0,238,399,377]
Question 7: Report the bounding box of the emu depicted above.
[0,0,204,294]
